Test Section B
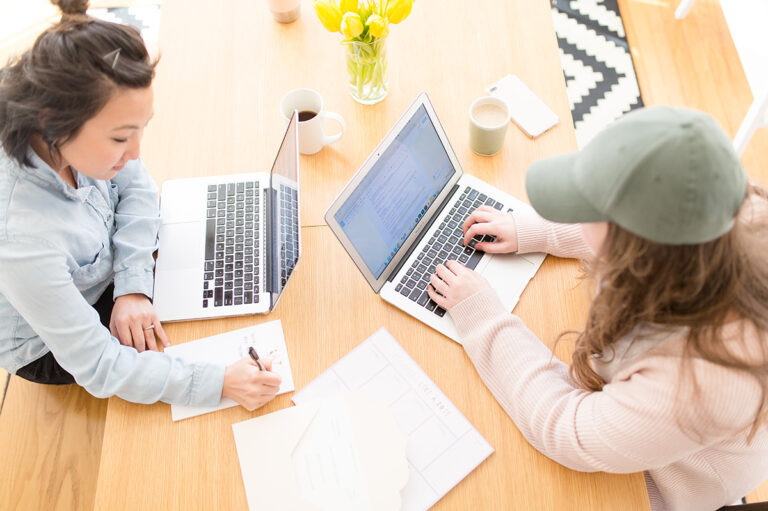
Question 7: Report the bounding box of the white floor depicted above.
[720,0,768,98]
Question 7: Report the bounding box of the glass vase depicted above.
[344,38,388,105]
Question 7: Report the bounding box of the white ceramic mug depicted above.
[469,96,510,156]
[266,0,301,23]
[280,89,345,155]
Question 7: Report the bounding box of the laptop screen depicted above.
[333,104,455,278]
[269,112,300,308]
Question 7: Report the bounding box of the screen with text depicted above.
[334,105,454,278]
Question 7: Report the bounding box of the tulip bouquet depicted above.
[313,0,414,104]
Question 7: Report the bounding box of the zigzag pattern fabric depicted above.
[89,4,162,57]
[552,0,644,148]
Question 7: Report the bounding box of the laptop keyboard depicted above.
[278,184,299,287]
[395,186,504,317]
[203,181,261,308]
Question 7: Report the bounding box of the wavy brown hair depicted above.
[569,184,768,439]
[0,0,157,168]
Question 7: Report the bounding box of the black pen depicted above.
[248,346,265,371]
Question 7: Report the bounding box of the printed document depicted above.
[293,328,493,510]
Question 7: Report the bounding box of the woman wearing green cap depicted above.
[426,106,768,511]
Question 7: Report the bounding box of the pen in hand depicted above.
[248,346,265,371]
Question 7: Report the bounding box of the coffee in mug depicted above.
[473,103,508,126]
[298,110,318,122]
[280,89,345,155]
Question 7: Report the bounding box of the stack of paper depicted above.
[293,328,494,510]
[165,320,295,421]
[232,390,409,511]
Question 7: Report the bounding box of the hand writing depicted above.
[222,357,282,411]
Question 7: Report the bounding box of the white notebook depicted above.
[293,328,493,510]
[165,320,295,421]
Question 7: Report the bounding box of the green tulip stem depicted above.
[344,38,388,105]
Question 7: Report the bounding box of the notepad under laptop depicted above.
[153,112,300,322]
[325,93,545,343]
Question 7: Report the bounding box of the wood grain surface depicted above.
[4,0,766,508]
[0,377,107,511]
[93,2,650,508]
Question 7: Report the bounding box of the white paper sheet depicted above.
[166,320,294,421]
[293,328,494,510]
[232,391,409,511]
[291,397,371,509]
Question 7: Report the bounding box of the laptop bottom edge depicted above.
[380,251,546,344]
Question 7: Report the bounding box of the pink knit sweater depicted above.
[449,205,768,511]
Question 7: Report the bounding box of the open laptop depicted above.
[153,112,300,322]
[325,93,545,343]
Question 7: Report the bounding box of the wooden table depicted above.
[94,0,651,509]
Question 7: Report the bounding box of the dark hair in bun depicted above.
[0,1,157,167]
[52,0,90,16]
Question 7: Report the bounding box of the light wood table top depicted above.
[95,0,651,509]
[138,0,579,226]
[0,376,106,511]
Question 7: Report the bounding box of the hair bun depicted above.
[51,0,90,15]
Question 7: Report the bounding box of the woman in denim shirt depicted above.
[0,0,279,410]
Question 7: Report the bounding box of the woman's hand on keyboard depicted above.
[222,357,282,411]
[427,260,491,310]
[462,206,518,253]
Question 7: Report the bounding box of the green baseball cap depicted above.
[525,106,748,244]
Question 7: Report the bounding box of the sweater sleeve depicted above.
[512,204,594,260]
[448,288,731,473]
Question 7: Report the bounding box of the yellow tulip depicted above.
[313,0,343,33]
[339,0,358,14]
[366,14,389,38]
[340,12,364,38]
[385,0,412,24]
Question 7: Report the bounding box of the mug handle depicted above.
[320,111,345,146]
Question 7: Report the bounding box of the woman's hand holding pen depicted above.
[222,356,282,411]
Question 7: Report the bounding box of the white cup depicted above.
[469,96,510,156]
[267,0,301,23]
[280,88,345,155]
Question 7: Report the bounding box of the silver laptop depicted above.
[325,93,544,343]
[153,112,300,322]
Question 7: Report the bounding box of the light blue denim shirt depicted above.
[0,148,224,406]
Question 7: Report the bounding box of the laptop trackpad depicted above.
[157,222,202,271]
[483,254,536,308]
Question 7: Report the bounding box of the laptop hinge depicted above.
[387,183,461,283]
[264,187,274,296]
